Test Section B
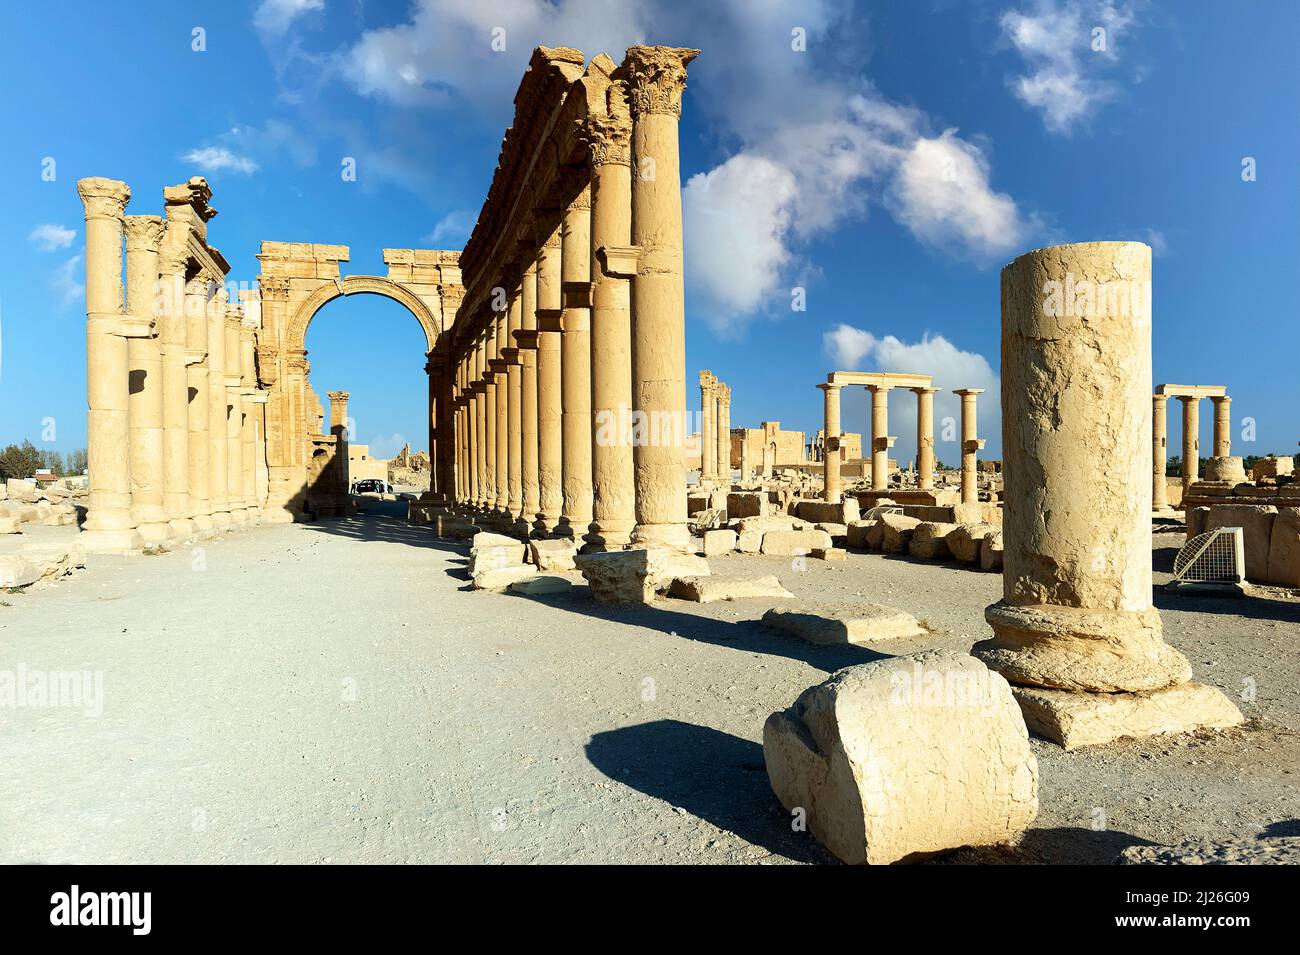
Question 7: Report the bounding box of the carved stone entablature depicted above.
[77,177,130,220]
[581,101,632,168]
[258,275,289,300]
[123,215,164,251]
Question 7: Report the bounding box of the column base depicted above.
[1152,506,1177,517]
[211,510,233,531]
[136,521,171,547]
[631,522,693,553]
[192,514,216,537]
[974,601,1193,694]
[79,527,143,555]
[228,508,250,528]
[585,519,635,551]
[1011,682,1244,750]
[168,517,197,540]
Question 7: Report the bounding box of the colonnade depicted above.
[698,371,732,483]
[1151,384,1235,509]
[77,176,269,553]
[441,46,699,551]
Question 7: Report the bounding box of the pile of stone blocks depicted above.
[468,532,582,591]
[842,508,1003,572]
[1,479,83,532]
[0,540,88,590]
[574,548,710,603]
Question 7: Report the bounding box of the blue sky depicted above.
[2,0,1296,466]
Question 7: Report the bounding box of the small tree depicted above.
[0,441,43,480]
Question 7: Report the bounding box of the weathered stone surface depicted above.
[814,522,848,542]
[1119,836,1300,865]
[529,537,577,572]
[812,546,846,561]
[472,564,538,591]
[762,602,924,646]
[908,521,957,560]
[1012,682,1243,750]
[1266,507,1300,587]
[952,501,1000,525]
[472,531,523,549]
[702,528,737,557]
[469,542,528,576]
[1251,455,1294,480]
[1185,506,1210,540]
[980,530,1004,572]
[667,574,793,603]
[944,523,991,564]
[864,518,887,550]
[1204,456,1247,484]
[880,514,920,553]
[796,499,860,525]
[845,519,873,549]
[509,575,573,595]
[5,479,39,503]
[761,529,833,557]
[0,555,42,588]
[763,650,1038,865]
[726,491,766,519]
[575,549,710,603]
[0,515,21,535]
[1205,504,1277,581]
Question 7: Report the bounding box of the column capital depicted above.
[77,177,130,218]
[624,46,700,118]
[124,214,164,251]
[866,383,893,394]
[954,388,985,397]
[817,382,842,392]
[911,386,942,395]
[258,275,289,300]
[1152,392,1170,406]
[582,89,633,167]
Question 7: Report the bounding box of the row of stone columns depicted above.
[698,371,731,483]
[77,176,269,553]
[446,46,698,552]
[1152,390,1235,510]
[819,382,983,504]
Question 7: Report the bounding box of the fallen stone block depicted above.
[814,522,848,542]
[726,491,767,519]
[760,528,833,557]
[702,528,737,557]
[469,542,528,576]
[1265,507,1300,587]
[1011,682,1244,750]
[472,531,523,549]
[881,514,921,553]
[1119,836,1300,865]
[575,549,710,603]
[908,521,957,560]
[509,575,573,595]
[1206,504,1277,581]
[796,499,860,525]
[762,602,924,646]
[5,479,39,503]
[812,547,846,561]
[529,537,577,572]
[0,515,21,535]
[980,530,1004,572]
[667,574,793,603]
[471,564,538,591]
[948,523,997,564]
[763,650,1039,865]
[0,555,42,589]
[845,519,873,549]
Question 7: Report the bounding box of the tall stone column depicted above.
[740,437,751,482]
[471,341,484,508]
[867,384,893,491]
[819,383,842,504]
[224,305,248,526]
[716,384,731,483]
[974,242,1240,748]
[484,324,500,514]
[493,312,510,516]
[517,264,541,534]
[78,178,148,553]
[536,230,565,534]
[157,232,195,538]
[437,287,464,503]
[626,46,698,550]
[206,284,232,530]
[587,97,638,549]
[699,372,715,481]
[559,185,594,541]
[239,322,263,520]
[1179,395,1200,496]
[955,388,985,504]
[124,214,170,545]
[327,391,350,509]
[504,289,524,528]
[1152,394,1169,512]
[913,386,939,491]
[1211,395,1231,458]
[186,279,212,533]
[476,332,490,510]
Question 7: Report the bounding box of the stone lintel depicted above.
[1155,383,1228,398]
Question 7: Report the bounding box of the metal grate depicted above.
[1172,527,1245,584]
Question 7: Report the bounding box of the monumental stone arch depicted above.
[253,241,464,521]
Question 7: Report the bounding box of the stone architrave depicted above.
[973,241,1242,748]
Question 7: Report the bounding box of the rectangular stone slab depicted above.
[667,574,793,603]
[1012,682,1244,750]
[762,603,924,646]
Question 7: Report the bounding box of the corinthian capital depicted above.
[77,177,130,219]
[258,275,289,299]
[124,214,164,251]
[623,46,699,118]
[582,83,632,167]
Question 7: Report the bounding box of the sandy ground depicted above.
[1,508,1297,864]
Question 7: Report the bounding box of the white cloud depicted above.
[180,146,260,175]
[254,0,324,37]
[28,223,76,252]
[366,432,408,460]
[52,254,84,309]
[1143,227,1167,257]
[823,324,1001,462]
[1000,0,1138,135]
[427,210,476,247]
